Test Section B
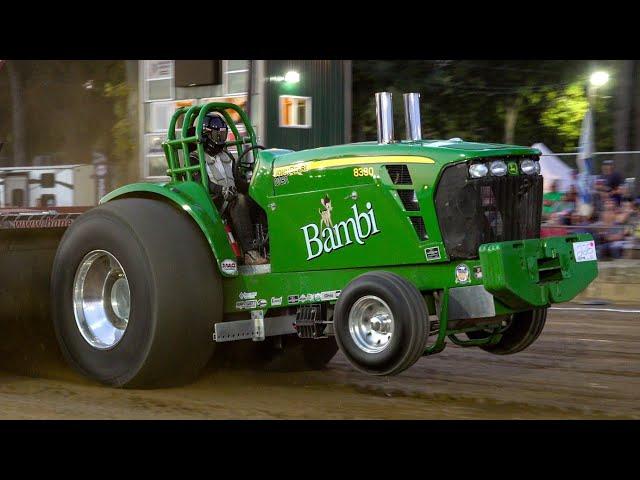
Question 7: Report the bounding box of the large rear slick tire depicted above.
[51,198,222,388]
[466,308,547,355]
[333,271,429,376]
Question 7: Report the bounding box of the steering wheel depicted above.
[233,144,266,193]
[237,144,266,168]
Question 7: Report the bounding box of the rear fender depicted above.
[101,181,238,277]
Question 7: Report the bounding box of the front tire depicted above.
[51,198,222,388]
[333,271,429,376]
[466,308,547,355]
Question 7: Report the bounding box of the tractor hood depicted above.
[249,140,541,213]
[269,140,540,173]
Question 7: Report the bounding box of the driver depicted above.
[189,112,268,266]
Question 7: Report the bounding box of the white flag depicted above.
[577,107,594,175]
[576,107,596,204]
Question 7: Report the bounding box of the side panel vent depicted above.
[386,165,412,185]
[397,190,420,211]
[409,216,429,240]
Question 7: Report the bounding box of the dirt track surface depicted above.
[0,305,638,419]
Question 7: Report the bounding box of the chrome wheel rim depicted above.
[348,295,394,353]
[73,250,130,349]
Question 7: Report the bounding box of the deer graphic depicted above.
[319,194,333,229]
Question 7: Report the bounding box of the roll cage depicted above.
[161,102,259,188]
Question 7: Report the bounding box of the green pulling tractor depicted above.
[49,92,598,388]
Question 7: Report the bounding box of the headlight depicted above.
[469,163,488,178]
[533,160,541,174]
[489,160,507,176]
[520,159,537,175]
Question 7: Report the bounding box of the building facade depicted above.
[0,164,97,208]
[139,60,351,181]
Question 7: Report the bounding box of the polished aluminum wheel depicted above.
[73,250,130,349]
[348,295,394,353]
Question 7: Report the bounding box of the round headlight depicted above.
[520,159,537,175]
[489,160,507,176]
[469,163,488,178]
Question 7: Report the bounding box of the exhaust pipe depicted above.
[403,92,422,141]
[375,92,394,144]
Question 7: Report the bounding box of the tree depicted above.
[104,72,136,186]
[352,60,593,149]
[504,96,522,144]
[540,81,589,151]
[615,60,634,152]
[6,61,27,166]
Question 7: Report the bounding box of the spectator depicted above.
[597,160,625,206]
[561,185,578,212]
[616,199,635,224]
[568,210,591,232]
[620,181,635,203]
[542,180,565,219]
[540,157,639,260]
[592,199,626,259]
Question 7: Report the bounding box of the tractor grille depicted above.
[434,161,543,259]
[397,189,420,211]
[409,216,428,240]
[386,165,412,185]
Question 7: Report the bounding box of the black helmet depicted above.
[201,112,228,156]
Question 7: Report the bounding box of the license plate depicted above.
[573,240,597,262]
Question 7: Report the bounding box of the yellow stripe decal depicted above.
[273,156,435,177]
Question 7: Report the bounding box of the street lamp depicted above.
[587,70,609,107]
[589,71,610,88]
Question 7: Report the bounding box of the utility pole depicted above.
[587,69,610,170]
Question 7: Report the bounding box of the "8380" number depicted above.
[353,167,374,177]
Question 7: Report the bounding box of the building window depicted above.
[142,98,196,180]
[40,194,56,207]
[145,99,195,133]
[144,60,174,102]
[144,134,168,178]
[40,173,55,188]
[224,60,249,95]
[279,96,312,128]
[175,60,221,87]
[146,101,174,133]
[11,189,25,207]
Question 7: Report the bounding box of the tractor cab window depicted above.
[279,96,312,128]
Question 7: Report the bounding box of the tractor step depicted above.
[213,312,297,342]
[294,304,333,339]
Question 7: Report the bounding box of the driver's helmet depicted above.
[201,112,228,156]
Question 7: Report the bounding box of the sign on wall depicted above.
[146,60,173,80]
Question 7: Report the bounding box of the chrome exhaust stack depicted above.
[375,92,395,144]
[403,92,422,141]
